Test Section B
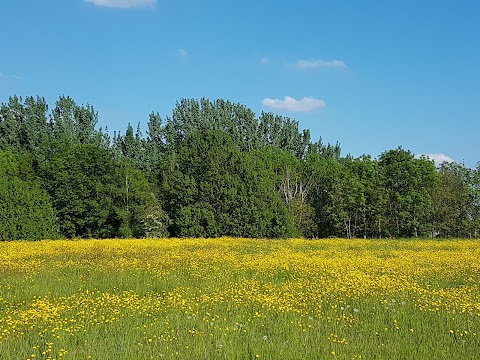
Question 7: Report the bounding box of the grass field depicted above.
[0,238,479,359]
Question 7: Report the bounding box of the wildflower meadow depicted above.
[0,238,479,359]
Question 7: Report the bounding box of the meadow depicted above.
[0,238,479,359]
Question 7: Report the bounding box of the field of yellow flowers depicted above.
[0,238,479,359]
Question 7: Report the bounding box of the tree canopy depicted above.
[1,95,478,240]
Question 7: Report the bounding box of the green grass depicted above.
[0,238,479,359]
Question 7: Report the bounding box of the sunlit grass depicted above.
[0,238,479,359]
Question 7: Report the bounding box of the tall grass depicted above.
[0,238,479,359]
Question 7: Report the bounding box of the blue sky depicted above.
[1,0,479,167]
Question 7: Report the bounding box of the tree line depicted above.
[0,95,479,240]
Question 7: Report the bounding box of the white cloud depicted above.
[178,49,188,57]
[293,59,347,69]
[84,0,156,8]
[261,96,326,112]
[415,153,456,166]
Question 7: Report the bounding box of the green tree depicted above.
[0,150,59,240]
[350,155,388,238]
[50,144,120,238]
[49,143,160,238]
[113,123,150,170]
[432,162,478,237]
[160,98,337,159]
[118,162,162,238]
[378,148,436,237]
[49,96,109,150]
[306,153,349,237]
[253,146,315,237]
[161,130,296,238]
[0,96,50,153]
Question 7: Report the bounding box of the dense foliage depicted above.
[1,95,479,240]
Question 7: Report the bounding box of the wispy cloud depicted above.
[84,0,156,8]
[262,96,326,112]
[260,56,270,65]
[415,153,456,166]
[293,59,347,70]
[178,49,188,57]
[0,72,23,81]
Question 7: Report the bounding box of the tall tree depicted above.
[0,150,58,240]
[50,144,120,238]
[378,148,436,237]
[306,154,342,237]
[49,96,109,150]
[48,143,160,238]
[350,155,388,238]
[0,96,50,153]
[432,162,479,237]
[253,146,316,237]
[161,130,296,238]
[113,123,152,171]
